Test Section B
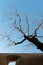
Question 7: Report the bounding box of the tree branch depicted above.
[15,38,26,45]
[32,22,43,37]
[24,13,29,35]
[26,36,43,51]
[14,19,25,35]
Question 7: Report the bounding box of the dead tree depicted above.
[1,7,43,51]
[13,15,43,51]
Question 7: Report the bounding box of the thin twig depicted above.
[32,22,43,37]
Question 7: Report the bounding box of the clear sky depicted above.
[0,0,43,54]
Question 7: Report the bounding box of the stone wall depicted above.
[0,54,43,65]
[16,55,43,65]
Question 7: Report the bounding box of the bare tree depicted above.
[1,6,43,51]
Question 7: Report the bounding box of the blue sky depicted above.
[0,0,43,54]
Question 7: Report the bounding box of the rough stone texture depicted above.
[16,55,43,65]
